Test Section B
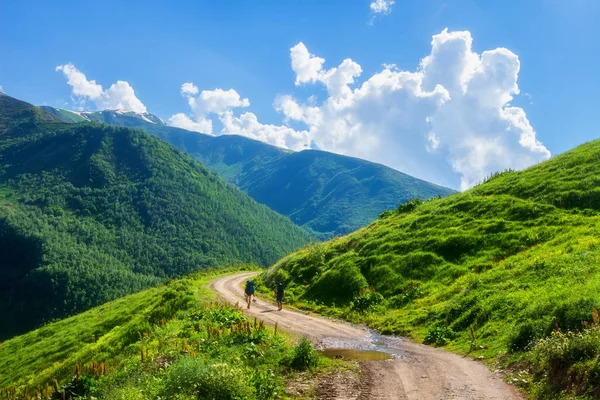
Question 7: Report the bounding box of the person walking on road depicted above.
[244,279,255,309]
[275,282,285,311]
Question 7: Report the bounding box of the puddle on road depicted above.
[319,348,393,361]
[317,330,408,361]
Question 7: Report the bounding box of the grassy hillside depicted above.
[42,107,455,238]
[261,139,600,398]
[0,94,311,340]
[0,268,329,399]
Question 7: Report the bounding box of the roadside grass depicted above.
[0,266,339,399]
[258,139,600,398]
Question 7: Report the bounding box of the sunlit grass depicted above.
[259,139,600,398]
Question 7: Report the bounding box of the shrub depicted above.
[423,326,456,346]
[291,336,319,371]
[379,209,394,219]
[306,255,367,304]
[163,356,206,396]
[532,327,600,378]
[163,357,254,400]
[508,321,542,352]
[56,375,96,399]
[396,198,423,214]
[196,363,254,400]
[205,306,246,327]
[351,288,384,312]
[251,368,282,400]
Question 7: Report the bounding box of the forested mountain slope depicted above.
[262,139,600,397]
[42,106,455,238]
[0,94,311,340]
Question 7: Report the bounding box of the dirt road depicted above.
[211,272,523,400]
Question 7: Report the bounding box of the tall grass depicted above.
[0,267,328,400]
[260,139,600,398]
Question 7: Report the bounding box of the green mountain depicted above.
[0,94,311,340]
[41,107,456,238]
[261,139,600,397]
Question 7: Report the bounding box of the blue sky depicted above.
[1,0,599,189]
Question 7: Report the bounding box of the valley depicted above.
[1,94,599,399]
[0,94,310,339]
[41,106,455,239]
[3,2,599,398]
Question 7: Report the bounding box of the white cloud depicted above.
[56,63,146,113]
[290,42,363,102]
[370,0,395,14]
[290,43,325,86]
[191,88,250,115]
[220,111,312,150]
[170,29,550,190]
[181,82,199,96]
[169,84,250,135]
[102,81,147,113]
[169,112,212,134]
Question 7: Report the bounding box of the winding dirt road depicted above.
[211,272,523,400]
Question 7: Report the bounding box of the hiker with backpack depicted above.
[275,282,285,311]
[244,279,255,309]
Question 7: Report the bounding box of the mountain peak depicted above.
[40,106,167,126]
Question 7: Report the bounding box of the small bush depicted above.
[291,336,319,371]
[56,376,96,399]
[396,199,423,214]
[423,326,456,346]
[196,363,254,400]
[306,256,368,304]
[251,368,282,400]
[379,209,394,219]
[163,356,206,396]
[508,322,540,352]
[163,357,254,400]
[351,288,384,312]
[532,327,600,378]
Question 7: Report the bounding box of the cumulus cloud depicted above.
[290,43,362,101]
[370,0,395,14]
[56,63,146,113]
[170,29,549,189]
[168,113,212,134]
[290,43,325,85]
[220,111,312,150]
[181,82,199,96]
[169,84,250,134]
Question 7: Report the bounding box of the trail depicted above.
[210,272,523,400]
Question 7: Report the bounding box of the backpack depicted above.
[246,280,255,292]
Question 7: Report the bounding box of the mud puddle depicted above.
[317,330,407,361]
[319,348,393,361]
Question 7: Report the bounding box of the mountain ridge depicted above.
[43,106,456,238]
[0,94,311,339]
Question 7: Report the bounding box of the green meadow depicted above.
[0,267,332,400]
[261,139,600,398]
